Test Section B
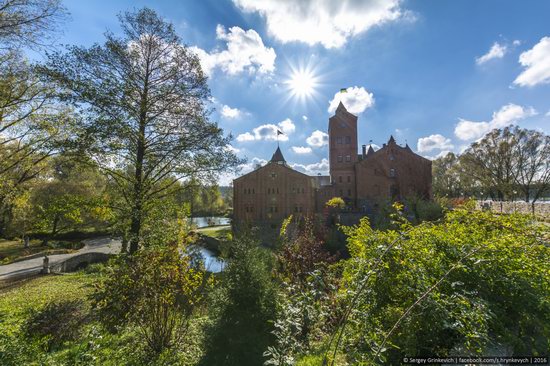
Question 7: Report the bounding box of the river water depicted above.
[188,216,230,273]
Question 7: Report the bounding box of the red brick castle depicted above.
[233,102,432,224]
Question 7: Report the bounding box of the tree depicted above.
[0,0,66,50]
[39,8,240,253]
[431,152,477,198]
[201,235,277,366]
[513,127,550,205]
[460,127,518,200]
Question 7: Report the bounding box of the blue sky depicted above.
[51,0,550,184]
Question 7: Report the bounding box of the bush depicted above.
[91,243,209,354]
[336,208,550,364]
[200,235,277,366]
[24,299,89,350]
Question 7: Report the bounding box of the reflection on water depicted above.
[189,245,225,273]
[187,217,230,273]
[189,216,231,228]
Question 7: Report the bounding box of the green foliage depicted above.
[38,7,240,252]
[92,243,209,354]
[337,208,549,364]
[325,197,345,210]
[201,235,277,366]
[266,218,340,365]
[24,299,89,350]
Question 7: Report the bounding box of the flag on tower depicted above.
[277,130,284,135]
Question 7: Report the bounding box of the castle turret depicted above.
[328,102,358,205]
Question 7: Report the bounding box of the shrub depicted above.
[334,208,550,364]
[200,235,277,366]
[91,242,209,354]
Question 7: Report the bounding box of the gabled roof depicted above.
[367,145,375,156]
[270,146,286,163]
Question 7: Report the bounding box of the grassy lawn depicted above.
[0,239,83,265]
[0,272,99,331]
[195,225,231,240]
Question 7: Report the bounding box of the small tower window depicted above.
[389,168,396,177]
[339,176,343,183]
[345,155,351,162]
[347,176,351,183]
[345,136,351,144]
[337,137,343,144]
[337,155,343,162]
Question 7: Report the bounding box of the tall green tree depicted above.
[513,127,550,205]
[201,235,277,366]
[460,127,519,200]
[39,8,240,253]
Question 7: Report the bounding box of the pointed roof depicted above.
[388,135,396,144]
[367,145,375,156]
[336,101,347,114]
[270,146,286,163]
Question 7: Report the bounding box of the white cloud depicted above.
[423,150,452,161]
[302,115,308,121]
[291,146,312,154]
[546,109,550,117]
[476,42,507,65]
[233,0,404,49]
[236,119,295,142]
[221,105,242,119]
[278,118,296,134]
[328,86,375,115]
[291,158,330,175]
[454,103,537,141]
[190,24,276,76]
[417,134,454,153]
[514,36,550,87]
[306,130,329,147]
[236,132,255,142]
[513,40,521,46]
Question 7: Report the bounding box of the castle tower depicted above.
[328,102,358,205]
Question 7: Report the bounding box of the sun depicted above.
[285,63,320,103]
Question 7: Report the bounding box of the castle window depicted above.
[337,137,343,144]
[390,168,396,177]
[339,176,343,183]
[270,172,277,178]
[345,155,351,162]
[345,136,351,144]
[245,206,249,212]
[390,154,395,161]
[252,188,255,194]
[337,155,343,162]
[299,206,303,213]
[347,176,351,183]
[292,187,296,193]
[268,188,271,194]
[276,187,279,194]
